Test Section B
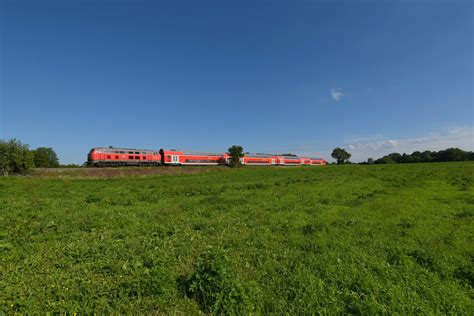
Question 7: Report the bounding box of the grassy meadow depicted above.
[1,163,473,313]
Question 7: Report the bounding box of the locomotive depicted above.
[87,147,326,167]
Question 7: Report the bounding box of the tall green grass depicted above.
[1,163,473,313]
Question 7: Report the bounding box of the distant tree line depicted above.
[364,148,474,164]
[0,139,60,175]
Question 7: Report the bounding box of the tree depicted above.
[411,151,422,163]
[400,153,413,163]
[227,145,244,167]
[420,151,433,163]
[32,147,59,168]
[436,148,469,162]
[0,139,35,175]
[375,156,396,164]
[367,157,374,165]
[387,153,402,163]
[331,147,351,164]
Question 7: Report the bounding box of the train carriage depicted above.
[278,156,303,166]
[299,157,326,165]
[241,154,277,166]
[308,157,326,165]
[160,149,228,166]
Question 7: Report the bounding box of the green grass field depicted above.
[1,163,473,313]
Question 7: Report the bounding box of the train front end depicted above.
[87,148,100,166]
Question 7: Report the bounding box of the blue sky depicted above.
[1,0,472,163]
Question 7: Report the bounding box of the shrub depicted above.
[0,139,35,175]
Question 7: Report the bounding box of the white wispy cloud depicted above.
[330,88,344,102]
[345,126,474,162]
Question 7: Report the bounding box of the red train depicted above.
[87,147,326,167]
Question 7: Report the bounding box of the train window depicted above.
[167,155,171,160]
[129,155,133,159]
[143,157,147,160]
[115,155,119,159]
[135,156,140,159]
[129,151,133,154]
[107,155,111,159]
[135,151,140,154]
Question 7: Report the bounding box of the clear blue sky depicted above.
[1,0,473,163]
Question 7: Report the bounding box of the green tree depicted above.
[0,139,35,175]
[436,148,469,162]
[367,157,374,165]
[400,153,413,163]
[227,145,244,167]
[411,151,422,163]
[420,151,433,162]
[32,147,59,168]
[331,147,351,164]
[375,156,396,164]
[387,153,402,163]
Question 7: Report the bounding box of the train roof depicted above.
[244,153,304,159]
[245,153,274,158]
[92,147,158,152]
[183,152,223,156]
[161,149,223,156]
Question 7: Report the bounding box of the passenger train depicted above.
[87,147,326,167]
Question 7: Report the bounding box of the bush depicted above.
[0,139,35,175]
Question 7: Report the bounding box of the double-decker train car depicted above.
[308,157,326,165]
[278,155,303,166]
[87,147,161,167]
[241,154,277,165]
[87,147,327,167]
[159,149,228,165]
